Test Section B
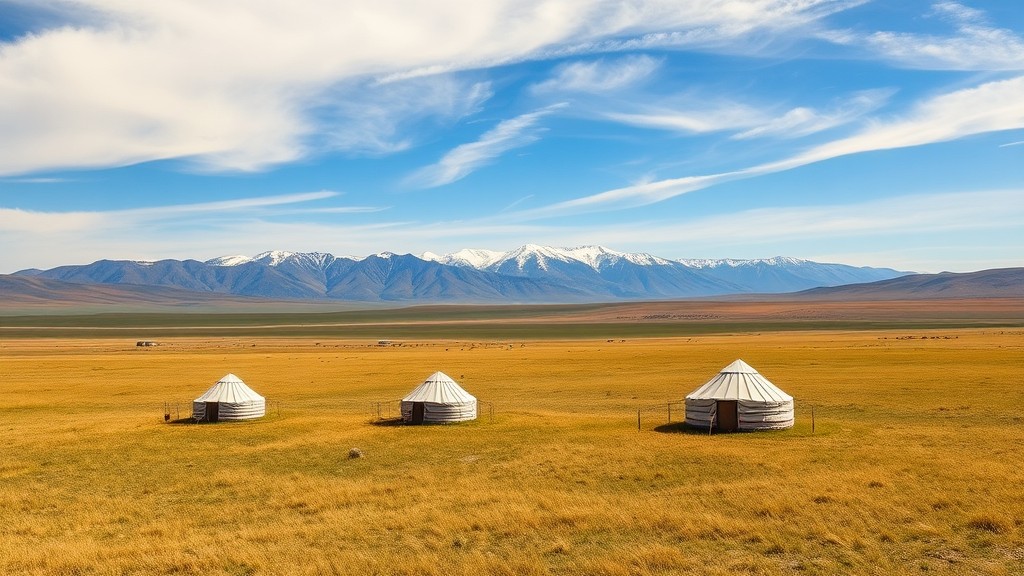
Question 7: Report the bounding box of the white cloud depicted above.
[319,77,493,157]
[518,75,1024,217]
[0,191,339,234]
[657,190,1024,243]
[732,89,891,139]
[0,208,106,234]
[772,75,1024,169]
[822,2,1024,70]
[0,0,857,176]
[0,191,389,270]
[603,88,889,139]
[405,104,566,188]
[531,55,660,94]
[605,103,763,134]
[526,189,1023,271]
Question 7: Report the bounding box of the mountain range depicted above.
[11,245,908,303]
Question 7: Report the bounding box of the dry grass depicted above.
[1,329,1023,575]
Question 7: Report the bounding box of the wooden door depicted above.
[411,402,425,424]
[206,402,220,423]
[716,401,738,432]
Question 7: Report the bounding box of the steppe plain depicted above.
[1,298,1023,575]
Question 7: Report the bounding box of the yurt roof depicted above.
[402,371,476,404]
[195,373,265,403]
[685,360,792,402]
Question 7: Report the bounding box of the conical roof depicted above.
[402,371,476,404]
[195,373,265,403]
[685,360,791,402]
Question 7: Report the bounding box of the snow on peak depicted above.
[252,250,296,266]
[496,244,571,271]
[206,255,253,267]
[425,244,676,272]
[678,256,809,268]
[207,251,338,268]
[441,248,507,268]
[495,244,672,271]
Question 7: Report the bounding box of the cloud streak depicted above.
[0,191,341,234]
[822,1,1024,71]
[405,104,566,188]
[732,89,891,139]
[0,0,858,176]
[530,55,660,94]
[514,75,1024,218]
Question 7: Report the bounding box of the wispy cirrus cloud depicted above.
[822,1,1024,70]
[0,191,390,270]
[604,102,763,134]
[602,88,889,139]
[732,89,892,139]
[1,177,71,184]
[0,191,343,234]
[769,75,1024,169]
[317,77,493,157]
[0,0,857,177]
[650,189,1024,244]
[530,55,660,94]
[513,75,1024,218]
[405,104,566,188]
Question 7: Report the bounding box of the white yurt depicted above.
[685,360,793,432]
[400,371,477,424]
[192,373,266,422]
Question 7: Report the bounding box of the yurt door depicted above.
[716,401,738,432]
[205,402,220,423]
[411,402,425,424]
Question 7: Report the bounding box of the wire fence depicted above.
[635,400,820,434]
[162,395,816,433]
[162,398,499,424]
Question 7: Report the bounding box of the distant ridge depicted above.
[796,268,1024,300]
[0,275,272,309]
[12,244,908,304]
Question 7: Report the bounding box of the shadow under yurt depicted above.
[192,373,266,422]
[400,371,477,424]
[685,360,793,432]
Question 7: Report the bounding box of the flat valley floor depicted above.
[2,329,1023,575]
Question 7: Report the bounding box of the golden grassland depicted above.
[1,329,1023,575]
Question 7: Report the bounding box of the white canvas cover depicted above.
[400,371,477,423]
[192,373,266,421]
[684,360,793,431]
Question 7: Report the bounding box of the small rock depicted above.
[348,448,363,459]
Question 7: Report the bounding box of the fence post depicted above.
[637,409,641,431]
[811,405,815,434]
[668,402,672,423]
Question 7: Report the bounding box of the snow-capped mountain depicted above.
[677,256,904,293]
[424,244,673,272]
[206,250,339,268]
[16,245,908,303]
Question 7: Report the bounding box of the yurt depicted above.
[685,360,793,432]
[400,371,477,424]
[192,373,266,422]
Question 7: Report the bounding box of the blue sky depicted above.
[1,0,1022,274]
